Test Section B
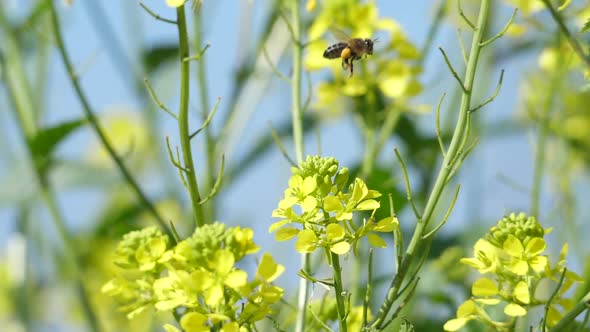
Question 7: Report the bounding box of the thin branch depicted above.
[169,221,181,243]
[302,71,313,113]
[480,9,518,47]
[548,291,590,332]
[470,69,504,113]
[145,78,177,119]
[436,93,447,157]
[439,47,468,93]
[543,268,568,331]
[458,0,475,30]
[262,44,291,83]
[189,97,221,140]
[175,145,188,189]
[308,306,336,332]
[362,248,374,328]
[456,29,468,65]
[183,43,211,62]
[382,277,420,329]
[198,154,225,204]
[139,2,177,25]
[422,184,461,239]
[47,0,174,240]
[268,122,297,167]
[394,148,422,221]
[448,111,472,169]
[539,0,590,70]
[278,9,299,46]
[165,136,190,173]
[446,137,479,183]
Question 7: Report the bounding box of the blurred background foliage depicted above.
[0,0,589,331]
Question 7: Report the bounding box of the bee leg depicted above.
[349,61,354,77]
[341,58,348,70]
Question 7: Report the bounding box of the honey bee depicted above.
[323,29,375,77]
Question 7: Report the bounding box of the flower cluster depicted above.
[270,155,398,255]
[102,224,284,331]
[444,213,582,331]
[304,0,423,117]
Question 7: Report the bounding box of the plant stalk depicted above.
[290,1,308,331]
[331,253,348,332]
[372,0,492,327]
[193,10,216,222]
[176,5,206,228]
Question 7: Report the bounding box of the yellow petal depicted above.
[503,234,524,257]
[330,241,351,255]
[443,318,470,331]
[326,223,346,241]
[367,233,387,248]
[472,278,499,297]
[511,260,529,275]
[166,0,186,8]
[525,237,546,256]
[504,303,527,317]
[513,281,530,304]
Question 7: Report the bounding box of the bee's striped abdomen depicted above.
[323,42,348,59]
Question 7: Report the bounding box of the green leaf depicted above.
[582,18,590,33]
[142,44,179,74]
[29,119,86,159]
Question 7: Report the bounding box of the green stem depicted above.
[193,11,216,222]
[291,0,304,164]
[290,1,308,331]
[331,253,348,332]
[530,97,550,217]
[46,0,174,241]
[372,0,491,328]
[176,5,206,228]
[548,291,590,332]
[84,1,186,203]
[41,188,101,332]
[539,0,590,70]
[531,38,563,218]
[2,8,101,329]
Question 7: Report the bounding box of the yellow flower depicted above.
[460,239,499,274]
[166,0,187,7]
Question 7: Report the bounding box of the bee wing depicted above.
[329,27,351,42]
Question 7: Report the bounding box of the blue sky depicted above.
[1,0,580,302]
